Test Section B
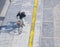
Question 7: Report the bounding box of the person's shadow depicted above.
[0,22,20,33]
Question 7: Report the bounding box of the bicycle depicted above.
[17,20,23,34]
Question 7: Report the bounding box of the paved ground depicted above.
[40,0,60,47]
[0,0,37,47]
[0,0,32,47]
[0,0,60,47]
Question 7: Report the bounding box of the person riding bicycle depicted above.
[16,11,26,27]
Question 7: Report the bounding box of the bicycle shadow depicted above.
[0,22,20,33]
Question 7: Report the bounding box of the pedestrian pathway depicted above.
[0,0,42,47]
[0,0,34,47]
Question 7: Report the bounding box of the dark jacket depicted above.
[16,12,26,19]
[16,12,21,17]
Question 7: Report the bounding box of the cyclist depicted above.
[16,11,26,27]
[16,11,26,34]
